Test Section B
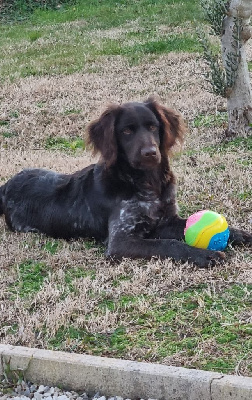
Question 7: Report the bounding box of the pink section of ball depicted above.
[184,210,207,235]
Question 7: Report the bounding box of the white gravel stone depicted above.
[37,387,46,394]
[57,396,70,400]
[30,386,38,393]
[12,397,30,400]
[0,379,158,400]
[34,393,43,400]
[79,394,88,400]
[108,397,124,400]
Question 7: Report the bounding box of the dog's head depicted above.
[87,98,185,169]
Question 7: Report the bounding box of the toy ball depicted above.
[184,210,230,251]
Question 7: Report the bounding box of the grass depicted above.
[0,0,252,379]
[1,32,201,80]
[33,283,252,374]
[9,260,50,299]
[0,0,202,82]
[29,0,200,28]
[184,132,252,157]
[43,239,61,254]
[45,136,85,152]
[192,112,228,129]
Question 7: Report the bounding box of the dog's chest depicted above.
[116,196,161,237]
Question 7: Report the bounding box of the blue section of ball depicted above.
[207,228,230,251]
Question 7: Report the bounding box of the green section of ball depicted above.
[185,210,229,250]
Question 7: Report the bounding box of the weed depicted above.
[3,360,25,386]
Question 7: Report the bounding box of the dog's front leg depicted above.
[151,215,187,240]
[106,232,225,268]
[229,227,252,246]
[106,206,225,267]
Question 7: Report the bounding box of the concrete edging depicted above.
[0,344,252,400]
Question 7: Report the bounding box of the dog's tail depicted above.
[0,184,5,215]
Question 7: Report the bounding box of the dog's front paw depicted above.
[229,228,252,246]
[192,249,225,268]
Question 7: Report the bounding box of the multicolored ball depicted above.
[184,210,230,251]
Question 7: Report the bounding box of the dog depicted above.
[0,98,251,267]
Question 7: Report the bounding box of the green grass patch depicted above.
[43,239,61,254]
[63,108,82,115]
[112,275,131,288]
[0,120,10,126]
[0,0,76,22]
[185,135,252,159]
[9,110,19,118]
[237,190,252,201]
[128,35,201,55]
[0,31,202,80]
[237,158,251,166]
[29,30,43,42]
[0,0,202,81]
[9,260,49,298]
[203,136,252,155]
[49,325,130,356]
[48,284,252,374]
[1,131,18,139]
[193,112,228,128]
[28,0,201,28]
[64,267,96,294]
[98,34,201,58]
[45,136,85,152]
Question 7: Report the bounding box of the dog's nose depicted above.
[141,146,157,158]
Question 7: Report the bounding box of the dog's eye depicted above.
[123,128,133,135]
[149,125,157,132]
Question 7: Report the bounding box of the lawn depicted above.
[0,0,251,377]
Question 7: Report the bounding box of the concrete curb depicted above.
[0,344,252,400]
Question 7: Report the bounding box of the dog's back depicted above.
[0,184,6,215]
[0,165,113,240]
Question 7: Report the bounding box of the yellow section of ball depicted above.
[192,215,228,249]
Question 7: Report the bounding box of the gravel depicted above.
[0,380,157,400]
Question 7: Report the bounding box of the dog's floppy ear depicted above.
[144,97,185,153]
[87,104,121,167]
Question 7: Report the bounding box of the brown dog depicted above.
[0,98,251,267]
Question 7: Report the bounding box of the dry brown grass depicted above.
[0,48,251,376]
